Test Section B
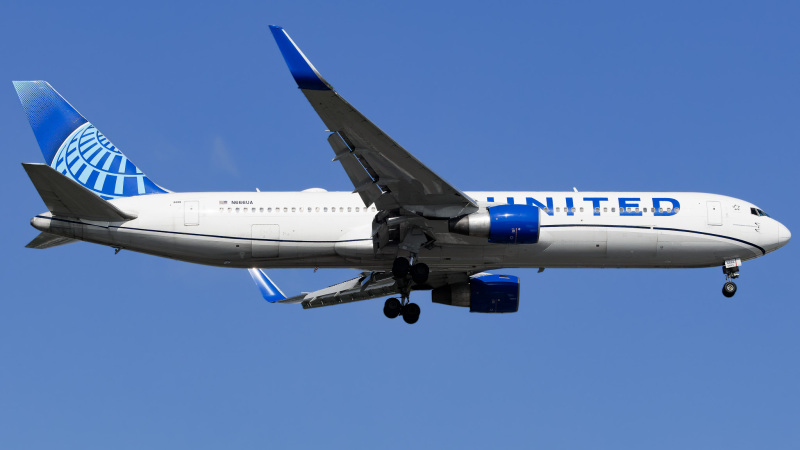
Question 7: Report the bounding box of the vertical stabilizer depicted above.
[14,81,168,199]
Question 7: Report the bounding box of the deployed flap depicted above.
[269,26,479,219]
[286,272,400,309]
[23,163,137,222]
[25,232,77,249]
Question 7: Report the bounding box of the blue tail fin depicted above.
[13,81,167,199]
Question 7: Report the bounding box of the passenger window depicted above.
[674,208,680,213]
[611,207,616,212]
[227,208,232,213]
[355,207,360,212]
[235,208,240,213]
[219,208,224,213]
[371,207,376,212]
[603,207,607,212]
[595,207,600,213]
[316,207,320,212]
[291,207,296,212]
[579,207,584,213]
[667,207,672,213]
[348,207,352,212]
[323,207,328,212]
[266,208,270,213]
[556,207,560,212]
[635,208,639,213]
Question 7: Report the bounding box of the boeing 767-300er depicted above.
[15,26,791,324]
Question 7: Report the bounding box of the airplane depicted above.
[15,26,791,325]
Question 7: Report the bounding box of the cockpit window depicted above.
[751,207,770,217]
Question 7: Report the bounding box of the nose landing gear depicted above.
[722,258,741,298]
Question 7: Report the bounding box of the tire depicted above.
[392,257,410,278]
[384,297,402,319]
[722,281,737,298]
[410,263,430,284]
[402,303,420,324]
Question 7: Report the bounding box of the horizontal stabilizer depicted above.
[25,232,77,249]
[23,163,136,222]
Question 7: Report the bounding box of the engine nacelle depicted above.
[432,274,520,313]
[448,205,540,244]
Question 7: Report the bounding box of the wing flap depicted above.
[283,272,399,309]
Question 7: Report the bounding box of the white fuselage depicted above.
[30,190,786,272]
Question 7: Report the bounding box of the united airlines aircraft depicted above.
[16,26,790,324]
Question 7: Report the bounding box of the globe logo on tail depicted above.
[52,122,165,199]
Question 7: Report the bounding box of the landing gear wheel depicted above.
[383,297,402,319]
[392,257,410,278]
[722,281,737,298]
[402,303,420,324]
[410,263,430,284]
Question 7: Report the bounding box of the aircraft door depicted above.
[707,201,722,226]
[252,224,280,258]
[184,201,199,226]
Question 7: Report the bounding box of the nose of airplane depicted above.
[778,222,791,247]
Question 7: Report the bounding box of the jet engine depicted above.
[432,273,520,313]
[448,205,540,244]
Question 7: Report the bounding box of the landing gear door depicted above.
[707,201,722,226]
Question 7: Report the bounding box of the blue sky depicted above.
[1,1,797,448]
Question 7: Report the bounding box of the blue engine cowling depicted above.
[449,205,540,244]
[431,273,520,313]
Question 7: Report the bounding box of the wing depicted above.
[269,26,479,219]
[249,268,400,309]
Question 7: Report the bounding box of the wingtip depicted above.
[269,26,331,91]
[248,268,288,303]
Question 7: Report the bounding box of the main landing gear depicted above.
[722,258,741,298]
[384,256,429,324]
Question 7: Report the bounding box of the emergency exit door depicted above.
[707,201,722,226]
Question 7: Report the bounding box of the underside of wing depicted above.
[269,26,479,219]
[285,272,400,309]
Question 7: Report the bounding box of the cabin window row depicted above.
[218,206,378,214]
